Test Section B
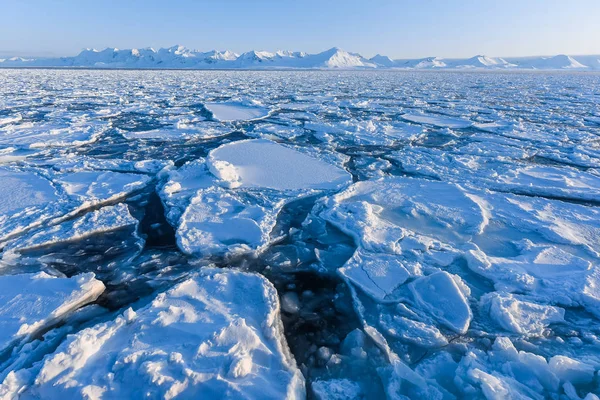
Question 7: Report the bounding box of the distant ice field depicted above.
[0,69,600,399]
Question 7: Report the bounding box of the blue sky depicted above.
[1,0,599,58]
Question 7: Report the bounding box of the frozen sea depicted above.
[1,69,600,399]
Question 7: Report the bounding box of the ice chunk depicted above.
[466,244,600,317]
[122,121,233,140]
[15,269,304,399]
[0,272,104,359]
[319,177,488,252]
[339,250,410,301]
[208,139,350,190]
[401,113,473,129]
[0,168,60,217]
[0,121,107,149]
[56,171,151,204]
[409,272,472,334]
[481,292,565,335]
[1,166,152,246]
[548,356,595,386]
[312,379,362,400]
[4,204,139,254]
[177,187,279,256]
[159,159,215,226]
[204,101,271,122]
[453,337,598,399]
[164,140,351,257]
[0,168,65,244]
[379,314,448,348]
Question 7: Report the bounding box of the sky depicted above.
[1,0,599,59]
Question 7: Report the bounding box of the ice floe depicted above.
[401,113,473,129]
[0,272,104,365]
[2,269,304,399]
[204,102,271,122]
[161,139,351,257]
[3,204,139,254]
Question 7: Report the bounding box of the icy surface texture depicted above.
[2,269,304,399]
[160,139,350,257]
[0,69,600,399]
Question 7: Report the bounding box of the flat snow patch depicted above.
[208,139,351,190]
[204,102,271,122]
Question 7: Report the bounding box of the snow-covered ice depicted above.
[204,102,271,122]
[0,273,104,364]
[208,139,350,190]
[2,269,304,399]
[1,69,600,399]
[162,139,351,256]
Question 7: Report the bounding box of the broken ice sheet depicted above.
[161,139,351,257]
[0,272,104,369]
[0,164,151,246]
[1,268,304,399]
[3,203,140,255]
[401,113,473,129]
[0,120,108,150]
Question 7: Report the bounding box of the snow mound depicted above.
[9,269,304,399]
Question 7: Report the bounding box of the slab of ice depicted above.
[451,337,599,399]
[0,168,66,245]
[4,204,138,254]
[162,140,351,256]
[56,170,151,204]
[481,292,565,335]
[401,113,473,129]
[0,121,107,149]
[394,147,600,203]
[1,166,152,246]
[121,121,233,140]
[205,102,271,122]
[319,177,488,253]
[379,314,448,348]
[159,159,215,226]
[177,187,281,256]
[409,272,472,334]
[9,269,304,399]
[0,169,60,216]
[0,272,104,360]
[208,139,350,190]
[339,250,410,301]
[312,379,363,400]
[466,243,600,317]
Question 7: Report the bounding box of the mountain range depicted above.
[1,45,599,70]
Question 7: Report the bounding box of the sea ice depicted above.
[4,269,304,399]
[208,139,350,190]
[409,271,472,334]
[162,139,351,256]
[3,204,139,254]
[204,102,271,122]
[481,292,565,335]
[401,113,473,129]
[0,272,104,362]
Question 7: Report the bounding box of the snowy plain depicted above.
[0,69,599,399]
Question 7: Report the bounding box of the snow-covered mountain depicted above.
[1,45,598,70]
